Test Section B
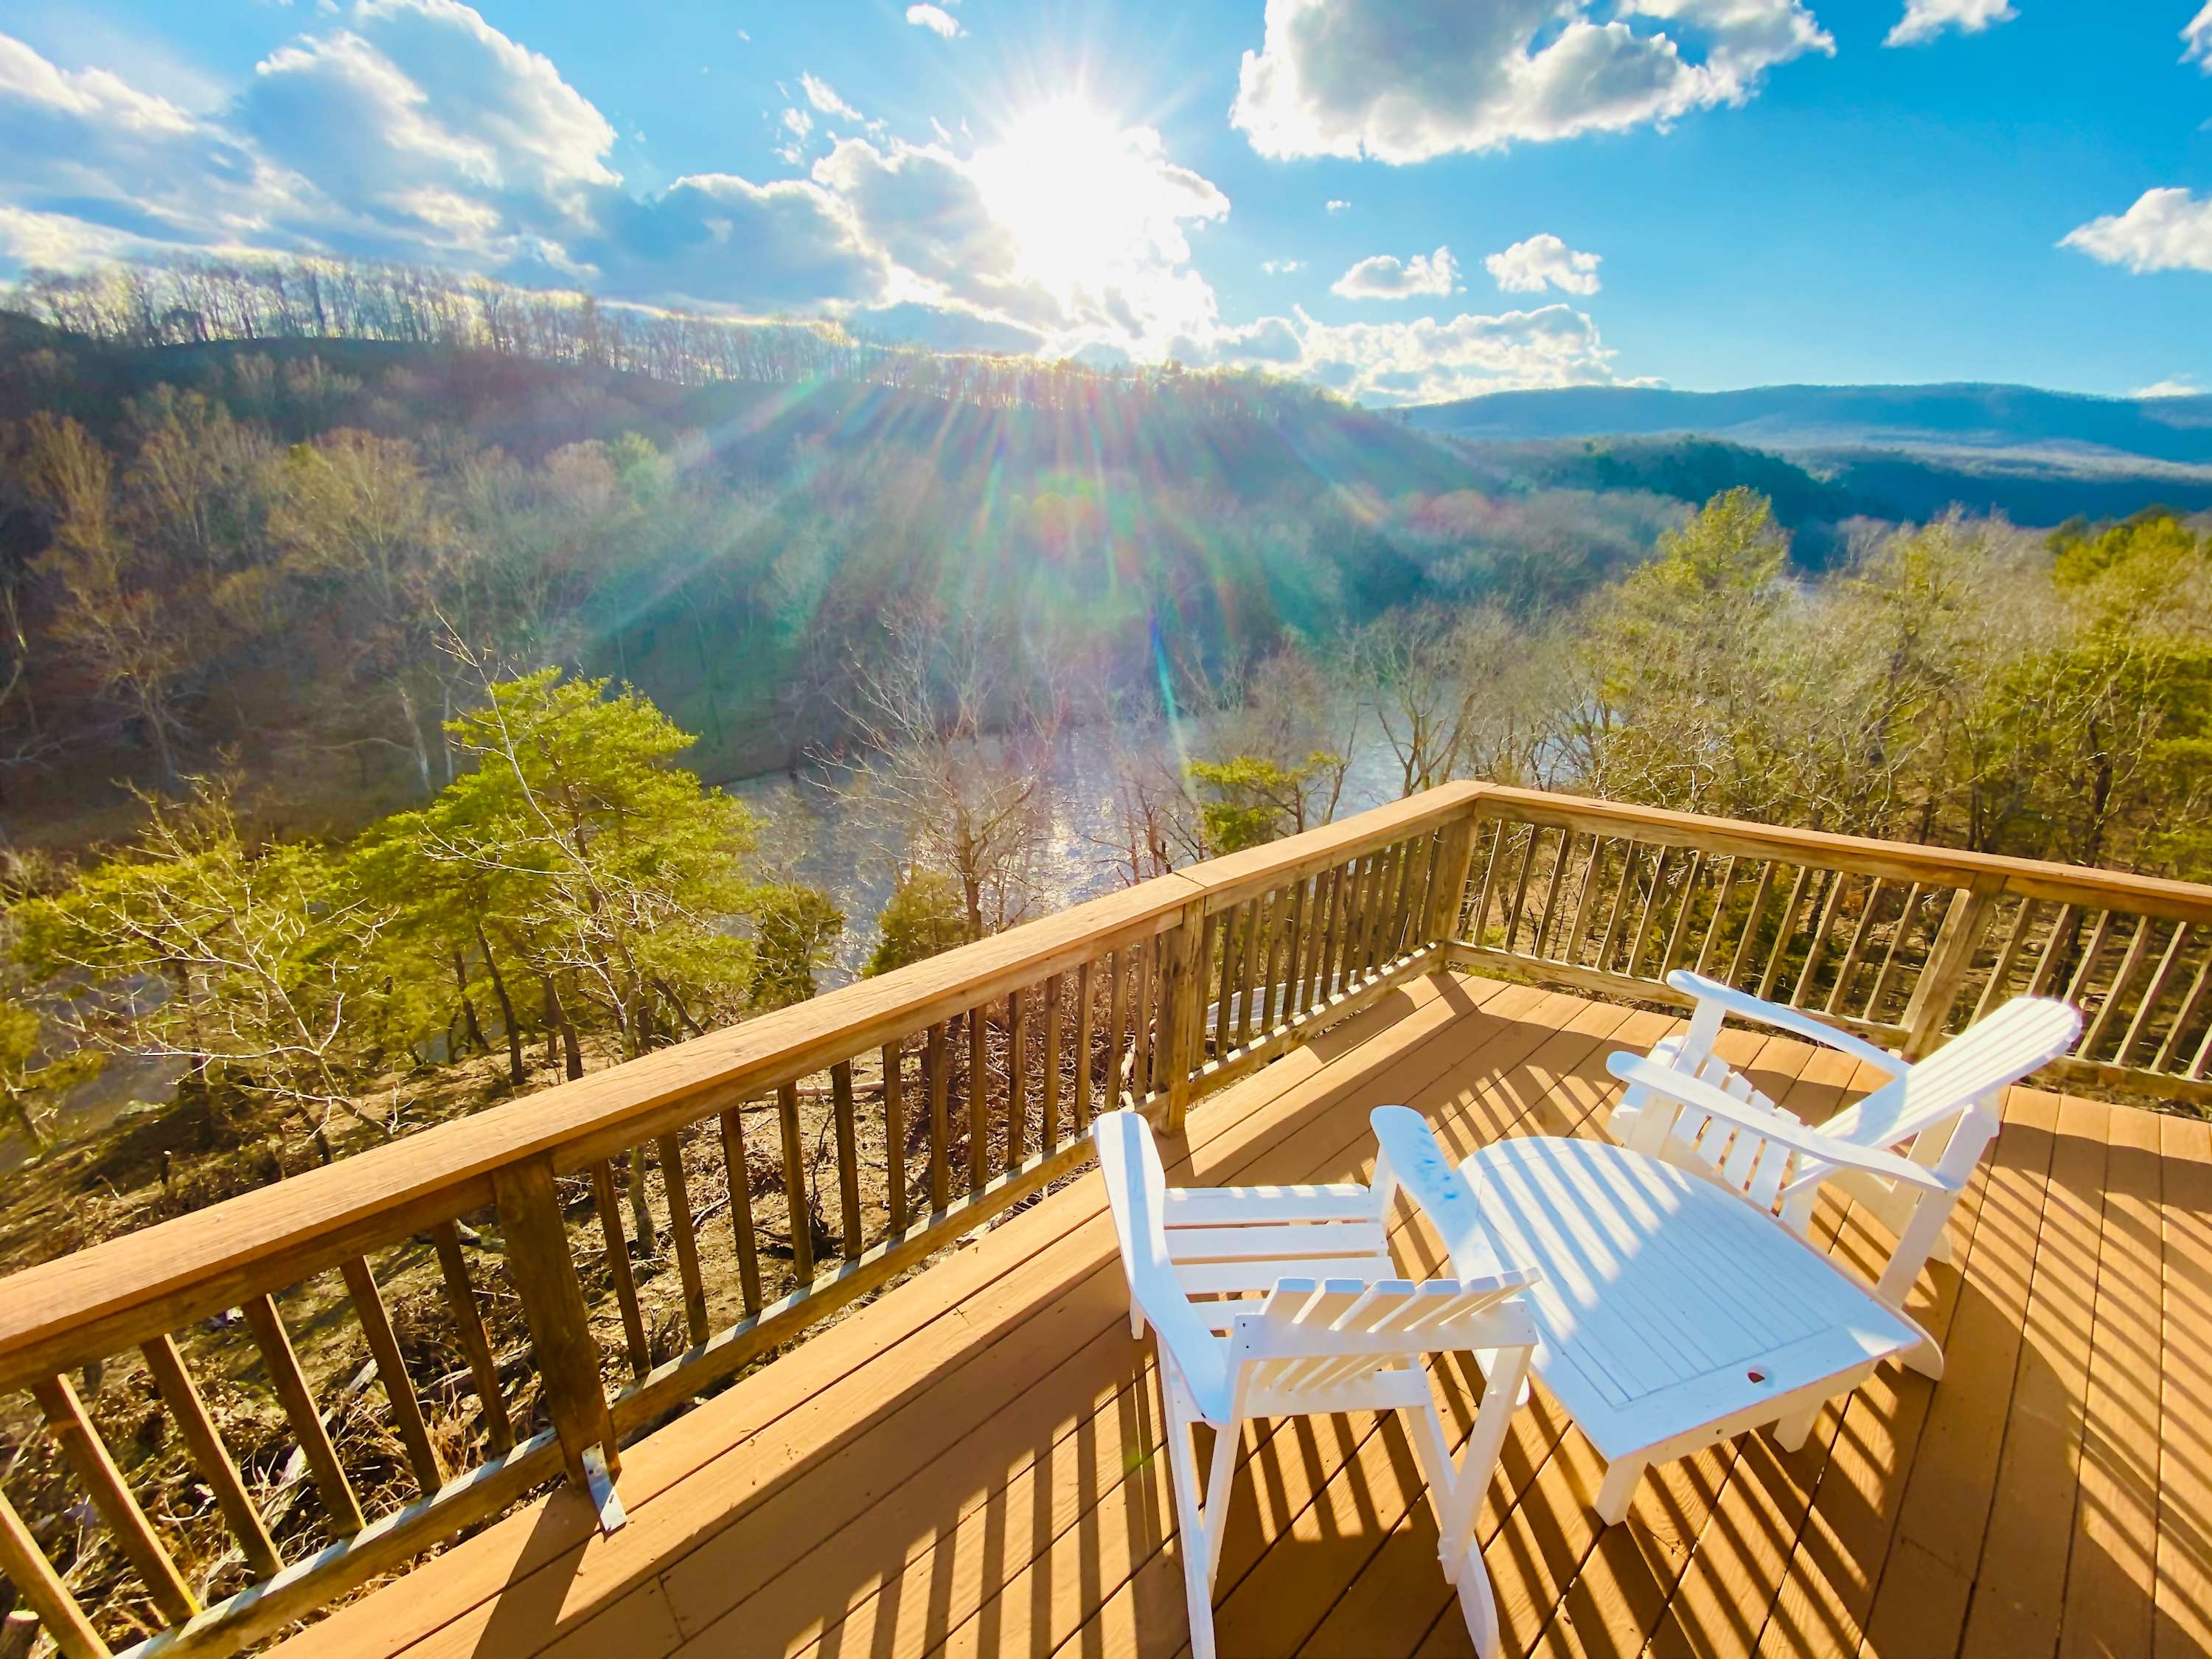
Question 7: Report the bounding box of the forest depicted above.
[0,254,2203,1228]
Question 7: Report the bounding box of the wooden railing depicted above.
[0,785,1477,1659]
[3,780,2208,1658]
[1453,787,2212,1105]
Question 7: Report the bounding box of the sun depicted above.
[971,99,1178,295]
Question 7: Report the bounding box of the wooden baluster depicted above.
[1367,846,1401,972]
[1388,833,1430,960]
[1072,960,1097,1130]
[2065,908,2117,1009]
[1726,860,1778,989]
[1107,944,1133,1095]
[1467,818,1505,947]
[1351,850,1385,978]
[1237,899,1262,1043]
[1756,864,1815,1001]
[1331,858,1364,990]
[716,1108,763,1316]
[2082,917,2157,1061]
[1287,877,1320,1020]
[1531,831,1573,961]
[142,1332,285,1577]
[1972,898,2039,1024]
[490,1157,622,1510]
[1130,939,1156,1101]
[1595,841,1641,974]
[1623,846,1674,982]
[1502,827,1540,953]
[1160,903,1204,1132]
[1321,858,1352,998]
[429,1222,513,1454]
[1658,849,1708,981]
[2152,947,2212,1074]
[240,1292,367,1537]
[2028,902,2081,998]
[1273,878,1306,1027]
[1694,856,1740,978]
[1565,838,1610,967]
[1826,877,1889,1016]
[32,1372,200,1622]
[339,1256,445,1493]
[1790,869,1847,1008]
[0,1488,110,1659]
[2118,922,2191,1068]
[1040,974,1063,1150]
[882,1043,909,1234]
[1424,813,1479,951]
[925,1020,952,1210]
[963,1006,990,1192]
[589,1161,651,1375]
[830,1061,863,1259]
[2193,1012,2212,1080]
[1864,881,1930,1020]
[779,1079,817,1277]
[1903,886,2000,1059]
[1311,866,1343,999]
[1004,990,1028,1168]
[655,1130,710,1346]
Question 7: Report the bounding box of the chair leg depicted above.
[1201,1417,1240,1588]
[1163,1392,1222,1659]
[1874,1199,1953,1312]
[1590,1455,1644,1526]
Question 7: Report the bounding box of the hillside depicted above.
[1408,381,2212,524]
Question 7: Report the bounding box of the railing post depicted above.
[1902,883,2001,1060]
[1424,806,1481,949]
[1160,898,1207,1134]
[491,1155,627,1531]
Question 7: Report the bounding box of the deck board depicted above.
[271,973,2206,1659]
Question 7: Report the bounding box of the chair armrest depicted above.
[1667,970,1905,1077]
[1606,1054,1956,1194]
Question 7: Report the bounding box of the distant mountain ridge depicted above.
[1408,381,2212,469]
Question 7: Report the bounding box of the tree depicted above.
[866,868,969,975]
[1188,754,1338,854]
[836,610,1061,940]
[750,885,845,1008]
[16,777,389,1138]
[0,998,102,1152]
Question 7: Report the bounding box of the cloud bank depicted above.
[1885,0,2017,49]
[1231,0,1831,163]
[1484,233,1601,295]
[1332,244,1457,299]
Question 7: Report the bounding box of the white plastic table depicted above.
[1424,1133,1925,1525]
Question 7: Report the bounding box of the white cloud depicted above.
[799,72,863,122]
[2062,188,2212,276]
[775,105,812,165]
[2134,377,2200,399]
[1190,302,1638,403]
[1485,232,1601,294]
[1232,0,1832,164]
[1261,257,1304,273]
[1332,244,1457,299]
[1885,0,2017,48]
[2187,4,2212,71]
[1326,198,1349,212]
[905,4,963,39]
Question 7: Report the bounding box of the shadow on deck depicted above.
[274,970,2212,1659]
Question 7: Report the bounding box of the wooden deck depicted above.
[274,970,2212,1659]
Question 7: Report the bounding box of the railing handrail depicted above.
[1478,786,2212,923]
[0,784,1483,1374]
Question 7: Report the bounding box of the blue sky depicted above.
[1,0,2206,402]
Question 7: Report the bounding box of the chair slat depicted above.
[1161,1183,1374,1225]
[1164,1220,1390,1262]
[1176,1255,1395,1298]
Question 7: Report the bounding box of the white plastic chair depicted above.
[1093,1110,1540,1659]
[1606,968,2079,1373]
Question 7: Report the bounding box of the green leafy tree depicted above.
[1187,754,1338,854]
[750,884,845,1008]
[866,868,969,976]
[0,998,103,1151]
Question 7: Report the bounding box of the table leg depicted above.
[1592,1454,1645,1526]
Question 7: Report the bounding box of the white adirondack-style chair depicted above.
[1093,1110,1540,1659]
[1607,968,2079,1372]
